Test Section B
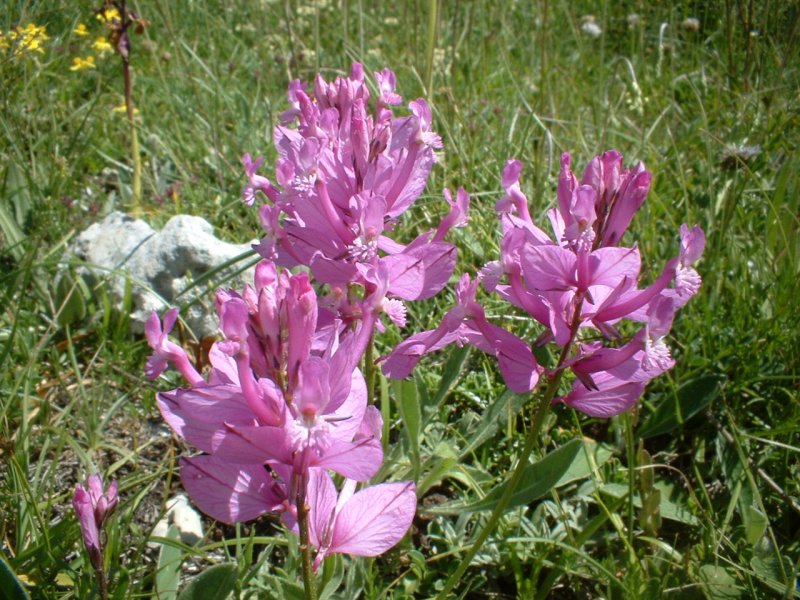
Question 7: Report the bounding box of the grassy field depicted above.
[2,1,799,598]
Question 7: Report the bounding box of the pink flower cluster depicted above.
[145,62,705,575]
[146,263,416,567]
[243,63,468,326]
[143,64,478,567]
[384,151,705,417]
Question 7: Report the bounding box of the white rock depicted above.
[66,211,256,337]
[681,17,700,32]
[148,494,204,548]
[581,19,603,38]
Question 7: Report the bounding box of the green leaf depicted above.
[318,563,345,600]
[766,158,798,273]
[54,271,88,327]
[417,454,458,497]
[379,374,391,452]
[0,162,29,261]
[599,482,699,525]
[697,564,744,599]
[434,438,612,514]
[0,554,30,600]
[393,378,421,477]
[177,563,237,600]
[639,374,724,439]
[744,505,768,546]
[639,488,662,535]
[553,440,614,488]
[459,390,528,460]
[750,554,795,596]
[154,526,182,600]
[433,345,471,407]
[260,575,305,600]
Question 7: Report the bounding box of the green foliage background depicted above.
[1,1,798,598]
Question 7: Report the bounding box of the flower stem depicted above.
[94,564,108,600]
[436,296,586,599]
[118,0,141,215]
[364,333,376,405]
[435,370,565,600]
[623,412,636,549]
[424,0,438,96]
[297,477,318,600]
[122,61,141,214]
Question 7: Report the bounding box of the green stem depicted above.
[120,1,141,215]
[297,476,318,600]
[435,370,565,600]
[128,99,141,213]
[95,564,108,600]
[623,412,636,550]
[424,0,438,96]
[99,571,108,600]
[437,292,589,599]
[365,333,376,405]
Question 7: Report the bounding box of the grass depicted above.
[1,0,799,598]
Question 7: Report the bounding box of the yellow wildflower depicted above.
[23,38,44,54]
[2,23,48,57]
[74,23,89,36]
[21,27,47,54]
[96,8,121,23]
[112,103,139,115]
[70,56,96,71]
[24,23,48,39]
[92,36,112,54]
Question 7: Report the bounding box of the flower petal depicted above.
[329,481,416,557]
[180,456,283,524]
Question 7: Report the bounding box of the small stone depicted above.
[581,16,602,38]
[148,494,204,548]
[720,143,761,170]
[681,17,700,32]
[65,211,257,337]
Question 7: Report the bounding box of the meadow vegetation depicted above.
[1,1,799,598]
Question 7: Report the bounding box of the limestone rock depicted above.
[149,494,204,547]
[66,211,256,337]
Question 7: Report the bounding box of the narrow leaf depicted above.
[0,555,30,600]
[393,378,421,477]
[750,555,795,596]
[459,390,528,460]
[433,345,471,407]
[599,482,699,525]
[639,374,724,439]
[154,525,182,600]
[434,438,611,514]
[744,505,768,546]
[697,564,744,599]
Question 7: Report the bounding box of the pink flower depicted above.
[73,474,118,571]
[157,263,383,482]
[305,470,416,570]
[382,274,540,393]
[144,308,204,387]
[242,153,279,206]
[180,455,285,524]
[149,259,415,569]
[243,64,465,323]
[386,150,704,418]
